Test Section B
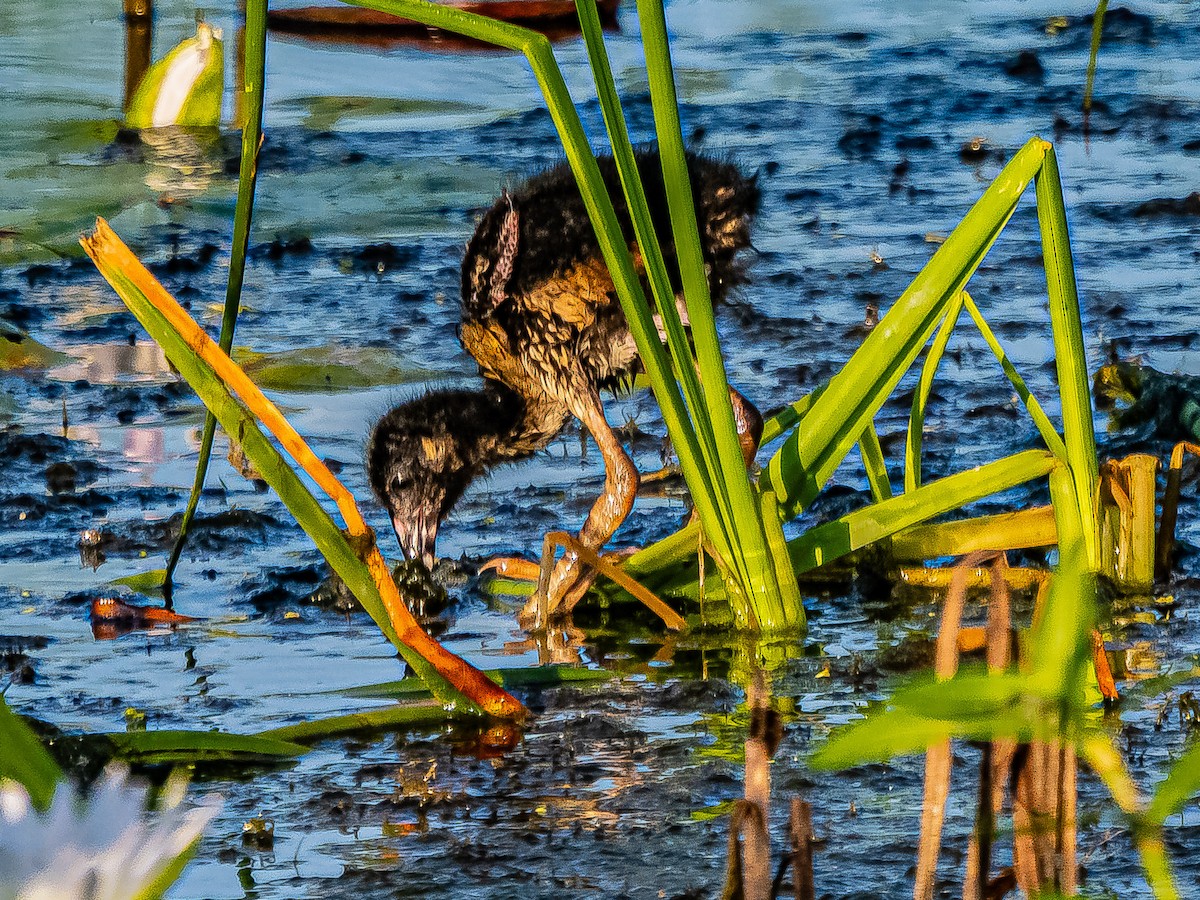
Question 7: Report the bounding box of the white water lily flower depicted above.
[0,767,220,900]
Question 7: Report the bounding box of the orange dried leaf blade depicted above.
[81,219,524,720]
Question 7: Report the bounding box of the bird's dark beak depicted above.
[391,510,438,572]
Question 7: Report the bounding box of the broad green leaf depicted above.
[0,695,62,812]
[811,669,1071,771]
[110,569,168,595]
[891,670,1033,721]
[810,705,1042,770]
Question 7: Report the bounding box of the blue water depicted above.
[2,1,1200,896]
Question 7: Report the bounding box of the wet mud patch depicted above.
[94,507,291,557]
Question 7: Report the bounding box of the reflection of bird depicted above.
[368,149,761,622]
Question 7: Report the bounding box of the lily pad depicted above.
[234,344,452,392]
[0,328,71,371]
[108,569,167,596]
[286,95,487,131]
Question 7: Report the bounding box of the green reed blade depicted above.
[890,506,1057,559]
[788,450,1058,575]
[1027,537,1095,704]
[258,701,453,744]
[637,0,794,623]
[766,138,1050,521]
[1080,731,1180,900]
[89,253,481,715]
[571,0,736,572]
[961,291,1069,460]
[105,729,308,764]
[859,422,892,502]
[760,382,827,446]
[759,488,805,627]
[166,0,268,597]
[1036,145,1100,566]
[1084,0,1109,114]
[905,292,963,493]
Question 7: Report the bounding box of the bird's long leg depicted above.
[543,384,758,613]
[520,383,639,626]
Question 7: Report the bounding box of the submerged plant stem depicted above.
[165,0,267,602]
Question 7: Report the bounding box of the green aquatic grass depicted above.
[1084,0,1110,114]
[813,533,1194,898]
[628,136,1101,607]
[575,0,805,629]
[166,0,267,598]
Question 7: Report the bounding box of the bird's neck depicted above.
[462,381,568,471]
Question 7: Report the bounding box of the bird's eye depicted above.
[391,476,407,494]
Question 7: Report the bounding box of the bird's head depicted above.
[366,397,477,571]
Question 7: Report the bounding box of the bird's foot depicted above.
[484,546,635,588]
[477,556,541,582]
[514,541,643,630]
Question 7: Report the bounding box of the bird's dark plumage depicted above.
[368,149,760,605]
